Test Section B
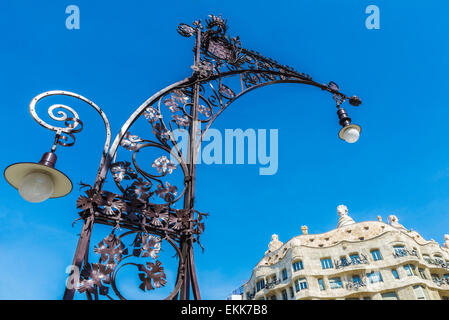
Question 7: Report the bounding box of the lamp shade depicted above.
[338,124,361,143]
[4,152,73,200]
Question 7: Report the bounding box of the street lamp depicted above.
[4,151,72,203]
[337,108,362,143]
[3,15,363,300]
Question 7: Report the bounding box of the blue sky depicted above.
[1,0,449,299]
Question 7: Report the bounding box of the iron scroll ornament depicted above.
[27,15,361,300]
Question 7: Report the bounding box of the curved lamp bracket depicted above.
[29,90,112,189]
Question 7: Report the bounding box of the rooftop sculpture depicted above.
[265,234,283,255]
[337,204,356,228]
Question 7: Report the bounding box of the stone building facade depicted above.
[241,206,449,300]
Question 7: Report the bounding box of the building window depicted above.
[423,254,431,263]
[442,296,449,300]
[413,285,428,300]
[413,247,419,258]
[282,268,288,281]
[270,295,277,300]
[352,275,362,284]
[318,278,326,291]
[292,260,304,272]
[363,296,371,300]
[256,279,265,292]
[391,269,400,279]
[367,271,383,283]
[371,249,382,261]
[289,286,295,298]
[393,245,407,257]
[329,277,343,289]
[295,278,308,292]
[350,253,361,264]
[431,274,442,285]
[419,268,427,279]
[299,278,308,290]
[281,289,288,300]
[340,256,349,265]
[381,292,399,300]
[404,264,416,277]
[321,258,333,269]
[434,255,445,266]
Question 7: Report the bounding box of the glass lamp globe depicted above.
[342,127,360,143]
[338,124,361,144]
[4,152,73,203]
[19,171,55,203]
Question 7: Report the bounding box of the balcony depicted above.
[246,291,256,300]
[392,248,418,259]
[345,280,367,291]
[432,277,449,287]
[425,258,449,271]
[335,254,369,270]
[265,278,281,290]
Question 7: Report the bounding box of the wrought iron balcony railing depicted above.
[345,280,367,291]
[265,279,281,290]
[246,291,256,300]
[392,248,418,258]
[335,254,369,270]
[432,278,449,287]
[425,258,449,270]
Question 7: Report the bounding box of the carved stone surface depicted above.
[265,234,283,255]
[301,225,308,235]
[444,235,449,249]
[388,215,408,232]
[337,204,356,228]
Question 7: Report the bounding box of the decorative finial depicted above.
[206,14,227,29]
[264,234,283,255]
[443,234,449,249]
[337,204,355,228]
[301,225,308,235]
[377,216,382,222]
[388,215,408,232]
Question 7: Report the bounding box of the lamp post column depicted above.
[179,24,202,300]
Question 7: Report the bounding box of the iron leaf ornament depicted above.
[77,232,167,298]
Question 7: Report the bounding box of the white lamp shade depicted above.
[4,162,72,199]
[338,124,361,143]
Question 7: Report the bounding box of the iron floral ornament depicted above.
[22,15,362,300]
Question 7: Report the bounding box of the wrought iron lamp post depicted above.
[4,15,363,300]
